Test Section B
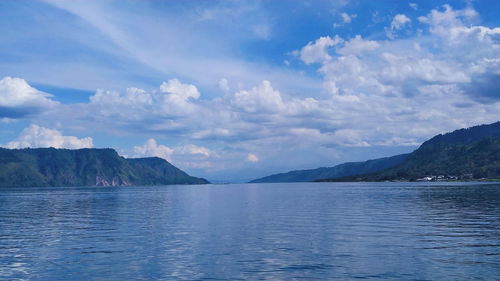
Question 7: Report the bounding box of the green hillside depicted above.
[0,148,209,187]
[319,122,500,182]
[250,154,408,183]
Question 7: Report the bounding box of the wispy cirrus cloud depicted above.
[1,1,499,181]
[36,0,321,95]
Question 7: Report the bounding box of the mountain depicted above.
[318,121,500,182]
[250,153,409,183]
[0,147,209,187]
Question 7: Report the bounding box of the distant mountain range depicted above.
[250,154,408,183]
[0,148,209,187]
[2,121,498,187]
[251,121,500,183]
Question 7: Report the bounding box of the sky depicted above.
[0,0,499,182]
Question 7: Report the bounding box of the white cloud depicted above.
[38,0,320,98]
[307,5,499,101]
[8,3,500,167]
[133,138,217,169]
[299,36,342,64]
[341,12,353,23]
[409,3,418,10]
[386,14,411,39]
[56,78,325,144]
[391,14,411,30]
[3,4,499,181]
[174,144,213,157]
[247,153,259,162]
[4,124,93,149]
[231,80,285,113]
[89,78,201,120]
[291,4,500,150]
[337,35,380,55]
[418,4,487,43]
[0,77,58,118]
[159,78,200,101]
[133,138,173,161]
[334,12,356,28]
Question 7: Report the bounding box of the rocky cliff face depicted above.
[95,175,132,187]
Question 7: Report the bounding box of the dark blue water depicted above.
[1,182,499,280]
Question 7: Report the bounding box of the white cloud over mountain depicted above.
[1,3,499,180]
[294,4,499,145]
[133,139,174,161]
[133,138,217,170]
[4,124,93,149]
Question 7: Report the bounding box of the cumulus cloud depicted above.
[133,138,174,160]
[309,5,499,100]
[337,35,380,55]
[292,4,500,149]
[229,80,324,124]
[391,14,411,30]
[386,14,411,39]
[133,138,217,169]
[89,78,201,122]
[231,80,285,113]
[418,4,483,42]
[57,77,325,144]
[299,36,342,64]
[4,124,93,149]
[0,77,58,118]
[159,78,200,100]
[417,5,499,100]
[3,4,499,180]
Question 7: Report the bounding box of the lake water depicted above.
[1,182,499,280]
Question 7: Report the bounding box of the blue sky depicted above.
[1,0,499,182]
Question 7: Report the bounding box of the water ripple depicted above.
[0,182,499,280]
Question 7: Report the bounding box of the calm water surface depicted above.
[0,182,499,280]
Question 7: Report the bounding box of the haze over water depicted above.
[1,182,499,280]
